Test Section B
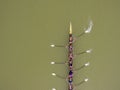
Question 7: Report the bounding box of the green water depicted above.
[0,0,120,90]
